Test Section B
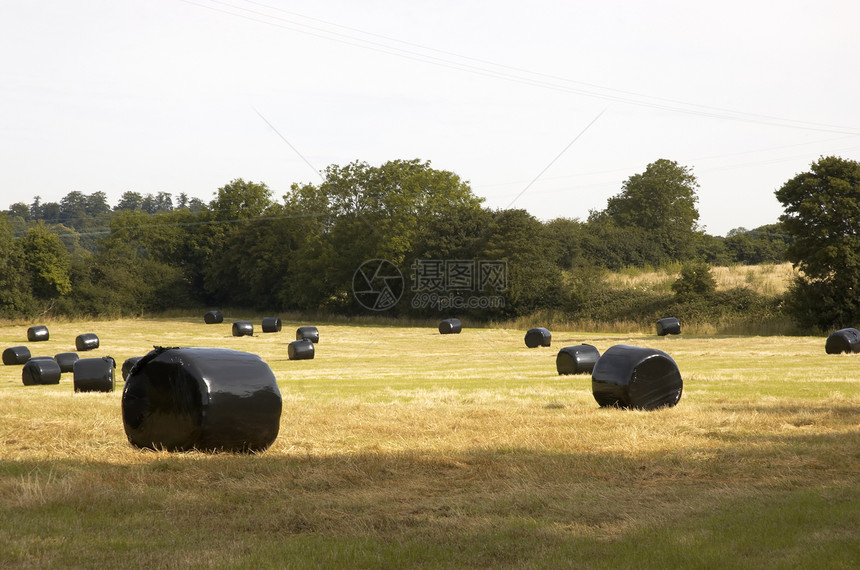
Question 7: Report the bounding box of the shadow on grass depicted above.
[1,424,858,568]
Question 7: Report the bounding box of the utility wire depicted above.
[179,0,860,136]
[505,109,607,208]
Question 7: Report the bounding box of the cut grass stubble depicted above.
[0,319,858,568]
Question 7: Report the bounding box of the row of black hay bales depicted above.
[3,334,101,366]
[204,310,316,344]
[205,310,282,335]
[556,343,683,411]
[523,318,681,340]
[287,327,319,360]
[19,354,116,393]
[23,325,100,348]
[233,317,284,336]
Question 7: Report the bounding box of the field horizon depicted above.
[1,317,857,568]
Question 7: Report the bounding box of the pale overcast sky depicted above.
[2,0,859,236]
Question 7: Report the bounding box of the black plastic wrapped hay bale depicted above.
[3,346,31,365]
[524,327,552,348]
[121,347,282,452]
[122,356,143,380]
[262,317,282,333]
[656,317,681,336]
[54,352,79,373]
[204,310,224,324]
[27,325,49,342]
[825,328,860,354]
[232,321,253,337]
[22,358,61,386]
[75,333,100,351]
[296,326,319,343]
[73,357,115,393]
[288,339,315,360]
[438,318,462,335]
[556,344,601,375]
[591,344,683,410]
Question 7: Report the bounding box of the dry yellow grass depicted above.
[603,262,797,295]
[0,318,857,567]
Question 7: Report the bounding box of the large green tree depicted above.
[598,158,701,263]
[282,159,484,311]
[775,156,860,329]
[0,216,36,315]
[478,209,563,317]
[723,223,789,264]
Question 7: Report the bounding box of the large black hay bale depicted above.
[22,358,61,386]
[75,333,100,351]
[288,339,315,360]
[591,344,683,410]
[204,310,224,324]
[296,326,319,343]
[73,357,115,393]
[3,346,31,365]
[262,317,282,333]
[27,325,50,342]
[122,356,143,380]
[438,318,462,334]
[54,352,79,373]
[524,327,552,348]
[656,317,681,336]
[556,344,601,375]
[232,321,254,337]
[121,347,282,452]
[825,328,860,354]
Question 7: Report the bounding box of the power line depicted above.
[178,0,860,136]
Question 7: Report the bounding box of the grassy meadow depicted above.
[0,314,858,568]
[603,261,797,296]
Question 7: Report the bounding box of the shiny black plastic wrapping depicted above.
[122,347,282,452]
[656,317,681,336]
[524,327,552,348]
[22,359,61,385]
[232,321,254,337]
[204,310,223,324]
[556,344,600,375]
[591,344,682,410]
[296,326,320,343]
[438,318,462,334]
[3,346,31,365]
[75,333,100,351]
[122,356,143,380]
[288,339,315,360]
[55,352,79,373]
[262,317,282,333]
[27,325,49,342]
[824,328,860,354]
[74,357,115,392]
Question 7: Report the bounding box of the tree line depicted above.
[2,156,855,330]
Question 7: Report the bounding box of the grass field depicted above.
[0,317,858,568]
[604,262,797,296]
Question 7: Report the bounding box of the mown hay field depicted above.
[604,262,797,296]
[1,317,858,568]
